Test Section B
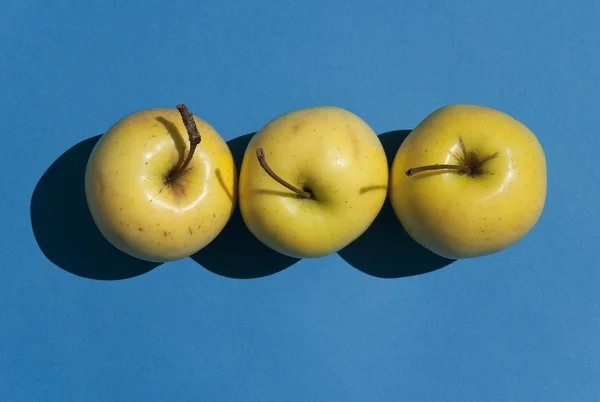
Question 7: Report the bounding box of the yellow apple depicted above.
[238,106,389,259]
[84,104,237,262]
[389,104,547,259]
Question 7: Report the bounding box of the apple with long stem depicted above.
[389,104,547,259]
[238,106,389,259]
[85,104,237,262]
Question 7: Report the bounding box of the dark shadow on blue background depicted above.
[191,133,301,279]
[338,130,456,278]
[30,135,161,280]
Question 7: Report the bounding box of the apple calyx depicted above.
[256,148,312,199]
[405,137,499,177]
[166,104,202,184]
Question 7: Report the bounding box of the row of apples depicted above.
[82,103,547,264]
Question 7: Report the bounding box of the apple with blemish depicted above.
[389,104,547,259]
[238,106,389,258]
[85,104,237,262]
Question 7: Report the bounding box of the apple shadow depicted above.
[30,135,161,280]
[337,130,456,278]
[190,133,301,279]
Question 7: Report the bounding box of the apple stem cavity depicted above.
[405,137,499,178]
[256,148,312,199]
[167,104,201,183]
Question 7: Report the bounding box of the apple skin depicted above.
[389,104,547,260]
[238,106,389,259]
[84,107,237,262]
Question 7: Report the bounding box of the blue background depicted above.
[2,0,598,400]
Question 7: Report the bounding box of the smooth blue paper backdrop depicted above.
[2,0,599,401]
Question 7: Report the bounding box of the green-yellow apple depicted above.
[389,104,547,259]
[238,106,389,258]
[85,104,237,262]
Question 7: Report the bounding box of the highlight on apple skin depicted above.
[388,103,547,260]
[237,105,389,259]
[84,104,237,263]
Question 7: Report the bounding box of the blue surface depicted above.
[2,0,599,400]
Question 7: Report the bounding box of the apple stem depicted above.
[169,104,201,182]
[405,164,472,177]
[256,148,312,199]
[406,138,501,178]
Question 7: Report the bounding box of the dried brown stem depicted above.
[405,164,472,177]
[406,137,499,177]
[168,104,201,182]
[256,148,312,198]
